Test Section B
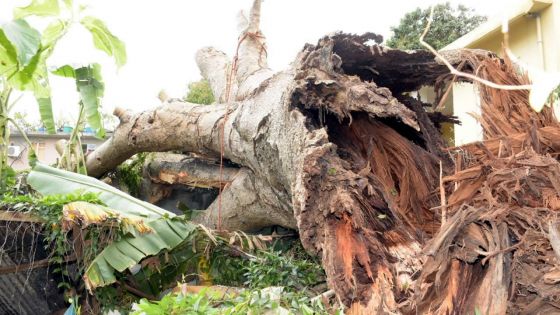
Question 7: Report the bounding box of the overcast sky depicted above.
[1,0,513,124]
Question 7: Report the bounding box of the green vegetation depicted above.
[185,80,215,105]
[1,191,105,289]
[115,153,147,196]
[386,2,486,50]
[0,0,126,182]
[132,242,334,315]
[0,2,335,314]
[11,163,335,313]
[553,86,560,108]
[243,248,324,291]
[133,287,339,315]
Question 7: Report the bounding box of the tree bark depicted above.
[85,1,485,312]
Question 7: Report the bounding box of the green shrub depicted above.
[132,287,340,315]
[243,250,325,291]
[184,80,215,105]
[115,153,147,196]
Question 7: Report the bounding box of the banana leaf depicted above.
[62,201,152,234]
[28,163,173,220]
[27,164,202,290]
[84,217,197,290]
[26,164,207,290]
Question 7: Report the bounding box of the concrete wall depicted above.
[8,133,106,170]
[452,83,483,145]
[415,85,456,145]
[540,1,559,71]
[473,7,556,71]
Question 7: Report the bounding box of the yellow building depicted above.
[439,0,558,145]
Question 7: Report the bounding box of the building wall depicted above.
[452,83,483,145]
[413,86,457,145]
[473,8,555,71]
[8,134,105,170]
[540,2,558,71]
[553,0,560,71]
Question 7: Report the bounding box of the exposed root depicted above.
[413,53,560,314]
[291,34,456,312]
[475,56,559,139]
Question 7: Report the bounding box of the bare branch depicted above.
[195,47,237,102]
[247,0,262,33]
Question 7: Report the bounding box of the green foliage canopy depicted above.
[386,2,486,50]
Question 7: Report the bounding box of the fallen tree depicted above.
[84,0,560,313]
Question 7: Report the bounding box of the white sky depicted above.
[0,0,513,124]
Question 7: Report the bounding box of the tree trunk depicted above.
[85,1,491,312]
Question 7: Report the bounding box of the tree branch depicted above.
[146,152,239,189]
[195,47,237,102]
[86,102,235,177]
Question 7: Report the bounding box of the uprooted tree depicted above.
[84,0,560,313]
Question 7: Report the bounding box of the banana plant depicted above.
[0,0,126,184]
[52,64,105,174]
[28,163,199,290]
[27,164,263,294]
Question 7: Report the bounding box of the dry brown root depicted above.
[415,148,560,314]
[413,55,560,314]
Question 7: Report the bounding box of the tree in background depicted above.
[184,79,215,105]
[386,2,486,50]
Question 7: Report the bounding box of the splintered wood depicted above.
[414,55,560,314]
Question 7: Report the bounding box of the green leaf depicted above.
[28,148,38,167]
[75,64,105,138]
[84,217,196,290]
[185,80,215,105]
[2,20,60,100]
[27,163,175,220]
[41,19,66,48]
[87,256,117,287]
[13,0,60,19]
[80,16,126,68]
[51,64,75,78]
[36,96,55,133]
[0,30,18,76]
[9,51,41,89]
[50,64,106,137]
[8,48,51,100]
[1,19,41,67]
